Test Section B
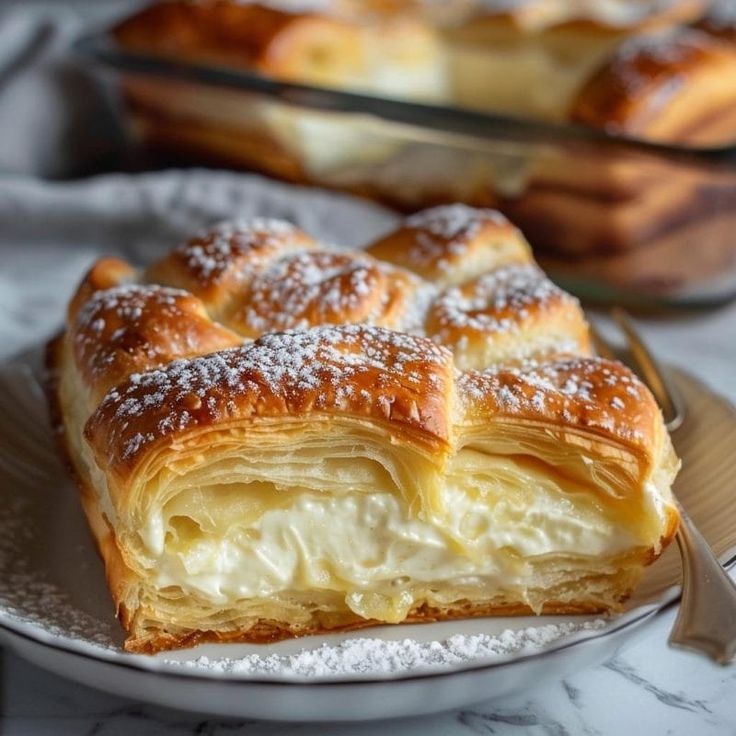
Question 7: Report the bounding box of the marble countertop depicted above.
[1,171,735,735]
[6,601,736,735]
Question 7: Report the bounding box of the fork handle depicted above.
[668,508,736,664]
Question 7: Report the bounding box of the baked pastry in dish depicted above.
[108,0,736,296]
[48,207,680,653]
[570,29,736,145]
[444,0,709,121]
[112,0,718,125]
[113,0,447,102]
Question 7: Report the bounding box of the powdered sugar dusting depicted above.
[72,284,240,390]
[74,285,195,374]
[93,324,453,463]
[406,204,507,240]
[241,251,386,333]
[174,218,303,284]
[403,205,508,269]
[459,357,647,440]
[167,620,607,678]
[430,264,573,335]
[76,284,190,330]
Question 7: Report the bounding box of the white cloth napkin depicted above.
[0,169,398,362]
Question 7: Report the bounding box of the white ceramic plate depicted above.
[0,359,734,722]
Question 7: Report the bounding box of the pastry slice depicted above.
[49,212,679,653]
[53,325,678,652]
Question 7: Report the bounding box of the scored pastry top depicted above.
[366,204,531,288]
[230,250,422,337]
[65,204,667,492]
[424,263,589,370]
[86,324,456,477]
[458,356,659,447]
[69,206,591,397]
[145,218,316,317]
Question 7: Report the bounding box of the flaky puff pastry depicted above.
[49,207,678,653]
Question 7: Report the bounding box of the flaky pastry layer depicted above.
[49,210,679,653]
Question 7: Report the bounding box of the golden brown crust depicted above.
[367,205,532,288]
[82,324,663,499]
[68,258,136,323]
[84,325,456,480]
[64,213,591,385]
[50,209,679,654]
[229,251,420,336]
[145,219,316,317]
[570,30,736,144]
[70,276,241,401]
[425,263,592,368]
[458,357,661,463]
[144,220,428,336]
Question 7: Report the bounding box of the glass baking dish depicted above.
[75,30,736,308]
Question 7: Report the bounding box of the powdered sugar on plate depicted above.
[0,366,615,682]
[166,620,607,678]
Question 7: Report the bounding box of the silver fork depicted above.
[592,307,736,665]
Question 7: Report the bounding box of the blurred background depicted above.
[2,0,736,308]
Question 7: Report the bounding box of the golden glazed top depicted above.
[64,205,667,492]
[85,324,456,476]
[570,30,736,143]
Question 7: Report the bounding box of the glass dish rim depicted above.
[75,30,736,170]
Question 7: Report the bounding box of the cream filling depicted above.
[63,332,673,626]
[144,482,642,620]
